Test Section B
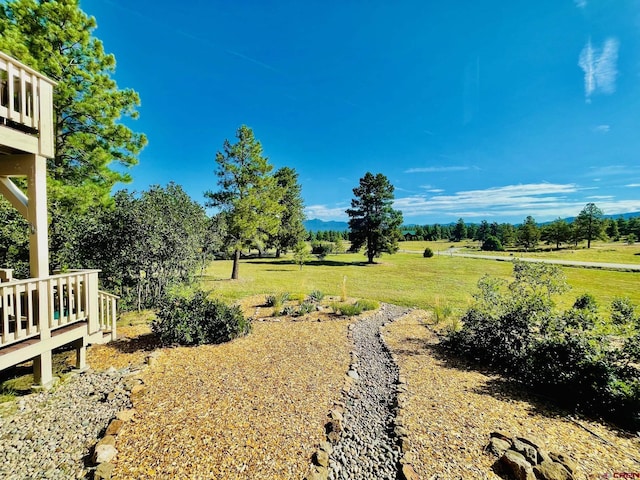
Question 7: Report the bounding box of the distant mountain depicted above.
[304,218,349,232]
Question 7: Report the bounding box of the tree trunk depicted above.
[231,249,240,279]
[367,253,375,264]
[275,248,281,258]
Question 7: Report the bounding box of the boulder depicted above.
[94,462,115,480]
[92,444,118,465]
[313,449,330,468]
[513,437,538,465]
[533,461,574,480]
[486,437,512,457]
[500,450,536,480]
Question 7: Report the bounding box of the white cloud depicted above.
[626,183,640,187]
[594,124,610,133]
[392,183,586,220]
[587,165,637,177]
[587,195,614,199]
[304,204,348,221]
[404,166,469,173]
[579,38,619,101]
[575,0,587,8]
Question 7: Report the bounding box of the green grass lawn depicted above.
[200,247,640,317]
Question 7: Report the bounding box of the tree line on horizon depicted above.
[395,205,640,251]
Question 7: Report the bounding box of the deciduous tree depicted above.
[346,172,403,264]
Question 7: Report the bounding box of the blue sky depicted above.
[82,0,640,224]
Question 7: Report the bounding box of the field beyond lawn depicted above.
[201,245,640,315]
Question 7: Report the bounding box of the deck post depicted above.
[74,337,87,371]
[33,349,53,387]
[26,154,49,278]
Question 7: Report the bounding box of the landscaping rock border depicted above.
[486,432,578,480]
[305,304,412,480]
[89,350,160,479]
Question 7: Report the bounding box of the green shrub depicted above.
[307,290,324,303]
[330,302,363,316]
[356,299,379,311]
[311,242,333,260]
[445,263,640,430]
[573,293,598,312]
[611,297,636,325]
[153,290,251,346]
[481,235,503,251]
[423,247,434,258]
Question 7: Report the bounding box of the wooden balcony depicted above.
[0,51,55,158]
[0,270,118,378]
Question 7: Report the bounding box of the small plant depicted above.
[308,289,324,303]
[298,301,316,315]
[423,247,434,258]
[432,295,453,324]
[356,299,379,311]
[265,292,290,308]
[282,305,297,316]
[340,276,347,302]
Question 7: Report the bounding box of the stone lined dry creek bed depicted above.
[0,306,638,479]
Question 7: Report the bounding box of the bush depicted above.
[611,297,636,325]
[311,242,333,260]
[356,299,379,311]
[423,247,434,258]
[330,302,363,316]
[481,235,503,251]
[445,263,640,430]
[153,290,251,346]
[573,293,598,312]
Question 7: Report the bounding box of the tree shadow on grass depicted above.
[245,259,370,267]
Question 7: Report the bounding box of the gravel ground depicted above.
[328,303,410,480]
[0,367,133,480]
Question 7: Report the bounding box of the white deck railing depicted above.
[0,270,116,348]
[98,290,118,339]
[0,51,55,157]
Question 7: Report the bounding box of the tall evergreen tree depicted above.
[541,218,571,249]
[0,0,146,209]
[452,218,467,242]
[574,203,604,249]
[270,167,306,258]
[517,216,540,250]
[205,125,283,279]
[346,172,403,264]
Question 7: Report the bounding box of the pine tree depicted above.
[0,0,146,209]
[346,172,403,264]
[271,167,306,258]
[205,126,283,279]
